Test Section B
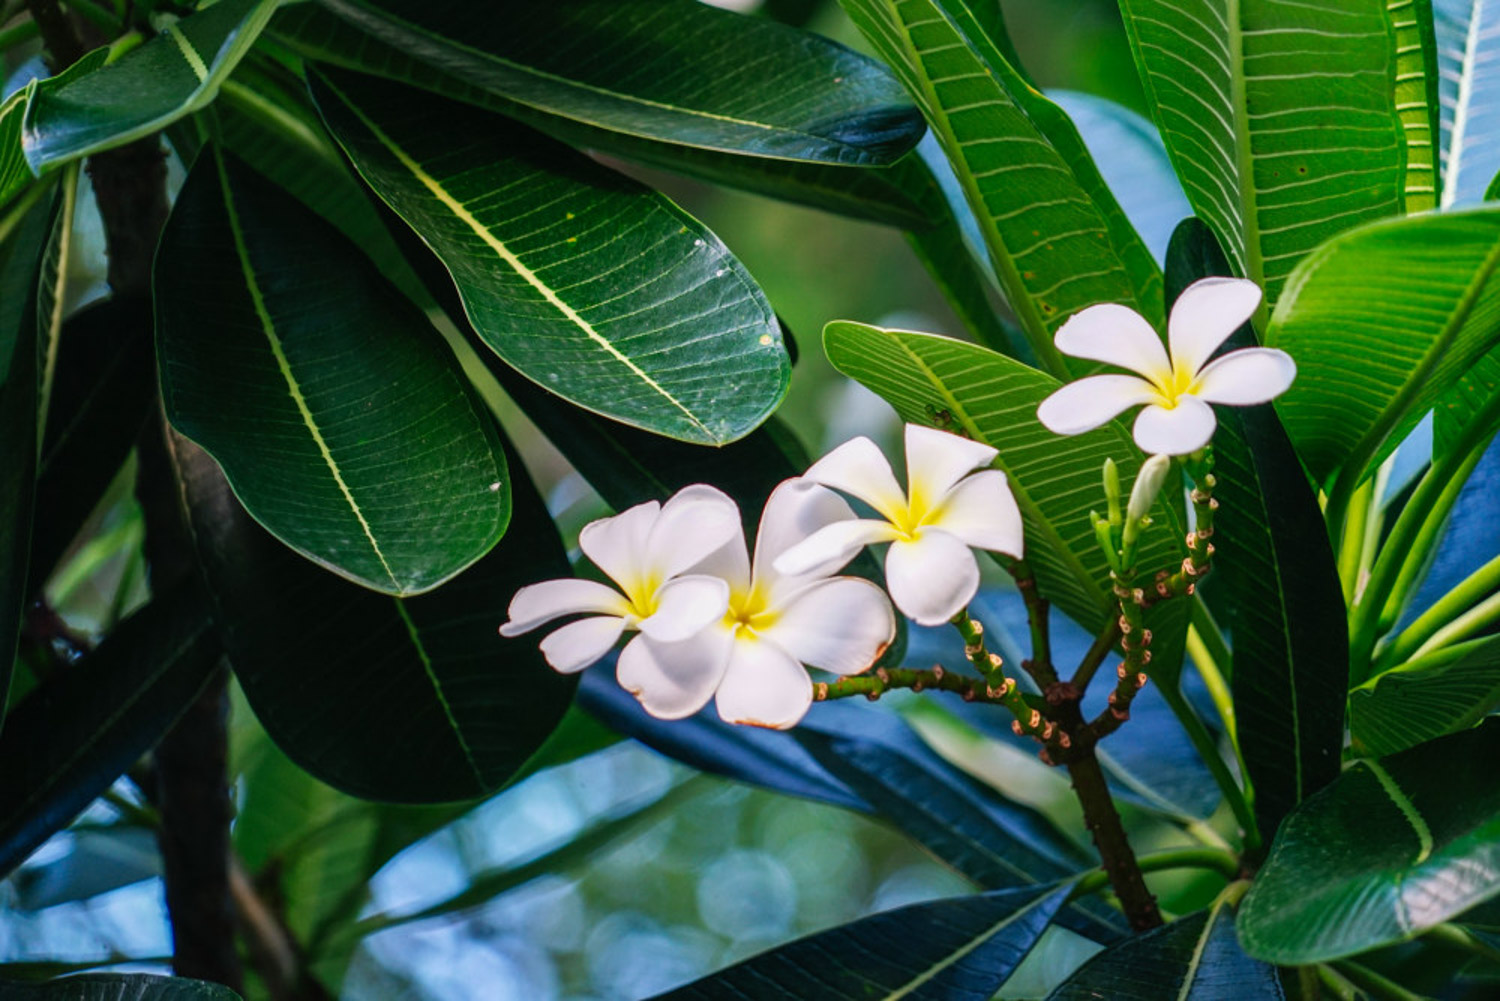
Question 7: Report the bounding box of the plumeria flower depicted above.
[774,424,1024,627]
[499,486,741,673]
[1036,277,1296,455]
[618,479,896,730]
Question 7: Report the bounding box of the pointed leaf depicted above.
[1438,0,1500,209]
[1351,635,1500,757]
[173,430,574,805]
[0,975,241,1000]
[22,0,277,172]
[0,87,33,212]
[155,148,511,596]
[1387,0,1441,213]
[652,883,1071,1000]
[1118,0,1407,308]
[1239,718,1500,963]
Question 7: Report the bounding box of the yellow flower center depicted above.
[725,582,779,637]
[1151,361,1199,410]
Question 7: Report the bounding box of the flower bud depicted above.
[1103,458,1122,528]
[1122,454,1174,558]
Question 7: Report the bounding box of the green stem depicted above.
[1328,961,1435,1001]
[1379,552,1500,668]
[816,665,1017,707]
[1068,846,1240,898]
[1072,615,1121,692]
[949,609,1052,740]
[1158,682,1261,855]
[102,787,160,828]
[1188,600,1235,745]
[1424,922,1500,965]
[1317,965,1361,1001]
[1008,558,1057,687]
[1338,475,1373,605]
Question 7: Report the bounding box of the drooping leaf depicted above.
[1166,217,1346,846]
[836,0,1161,376]
[0,583,220,877]
[1437,0,1500,209]
[1351,636,1500,757]
[155,147,511,596]
[822,321,1187,636]
[22,0,277,172]
[1118,0,1408,307]
[172,430,574,805]
[1402,437,1500,623]
[1239,719,1500,963]
[309,67,789,446]
[0,974,241,1000]
[1049,893,1283,1000]
[0,87,33,212]
[1386,0,1441,213]
[1433,340,1500,457]
[1268,207,1500,491]
[652,883,1071,1000]
[315,0,923,165]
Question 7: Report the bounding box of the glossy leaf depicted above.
[311,67,788,446]
[1048,894,1283,1000]
[0,584,220,876]
[1386,0,1441,213]
[1166,218,1345,844]
[1268,207,1500,489]
[0,85,34,215]
[653,883,1071,1000]
[1437,0,1500,209]
[1239,719,1500,963]
[173,431,574,805]
[822,321,1187,636]
[837,0,1161,376]
[0,975,241,1000]
[22,0,276,172]
[1351,636,1500,757]
[1118,0,1407,307]
[316,0,922,165]
[155,148,510,596]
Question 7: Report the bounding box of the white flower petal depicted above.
[903,424,998,507]
[772,518,902,578]
[760,577,895,676]
[578,501,659,593]
[1036,375,1161,436]
[499,578,632,636]
[885,531,981,626]
[1055,302,1172,382]
[1191,347,1297,405]
[753,479,858,593]
[927,469,1024,558]
[800,436,907,523]
[713,637,814,730]
[1132,398,1217,455]
[645,484,743,579]
[538,615,626,673]
[1168,276,1262,376]
[638,575,730,642]
[616,630,733,720]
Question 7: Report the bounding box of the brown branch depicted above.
[1066,741,1162,931]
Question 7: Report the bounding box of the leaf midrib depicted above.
[393,598,484,788]
[884,889,1052,1000]
[1443,0,1488,209]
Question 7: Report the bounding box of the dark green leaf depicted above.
[309,67,788,446]
[316,0,922,165]
[1437,1,1500,209]
[652,883,1071,1000]
[0,86,34,212]
[1049,894,1283,999]
[173,427,574,804]
[0,974,241,1000]
[1351,636,1500,757]
[155,147,510,596]
[0,584,219,876]
[1239,719,1500,963]
[22,0,276,172]
[1166,218,1345,846]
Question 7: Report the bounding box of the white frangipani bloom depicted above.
[1036,277,1296,455]
[618,479,896,730]
[774,424,1024,627]
[499,486,740,673]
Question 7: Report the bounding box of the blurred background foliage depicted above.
[0,1,1163,997]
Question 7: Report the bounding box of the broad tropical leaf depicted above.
[1351,636,1500,756]
[0,584,219,876]
[653,883,1071,1000]
[172,433,574,805]
[837,0,1161,375]
[155,147,511,596]
[1268,206,1500,491]
[21,0,276,172]
[1437,0,1500,209]
[0,86,36,215]
[310,67,789,446]
[1118,0,1408,307]
[1239,719,1500,963]
[1386,0,1441,213]
[315,0,922,164]
[0,975,241,1000]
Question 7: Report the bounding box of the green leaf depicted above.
[1351,635,1500,757]
[822,320,1187,635]
[0,584,220,876]
[22,0,277,172]
[309,67,788,446]
[315,0,922,165]
[836,0,1161,375]
[1437,1,1500,209]
[1386,0,1441,213]
[1269,207,1500,491]
[1048,892,1282,999]
[0,974,241,1000]
[652,883,1070,999]
[1166,218,1346,846]
[155,147,511,596]
[0,86,36,215]
[1239,718,1500,963]
[172,427,575,805]
[1118,0,1408,307]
